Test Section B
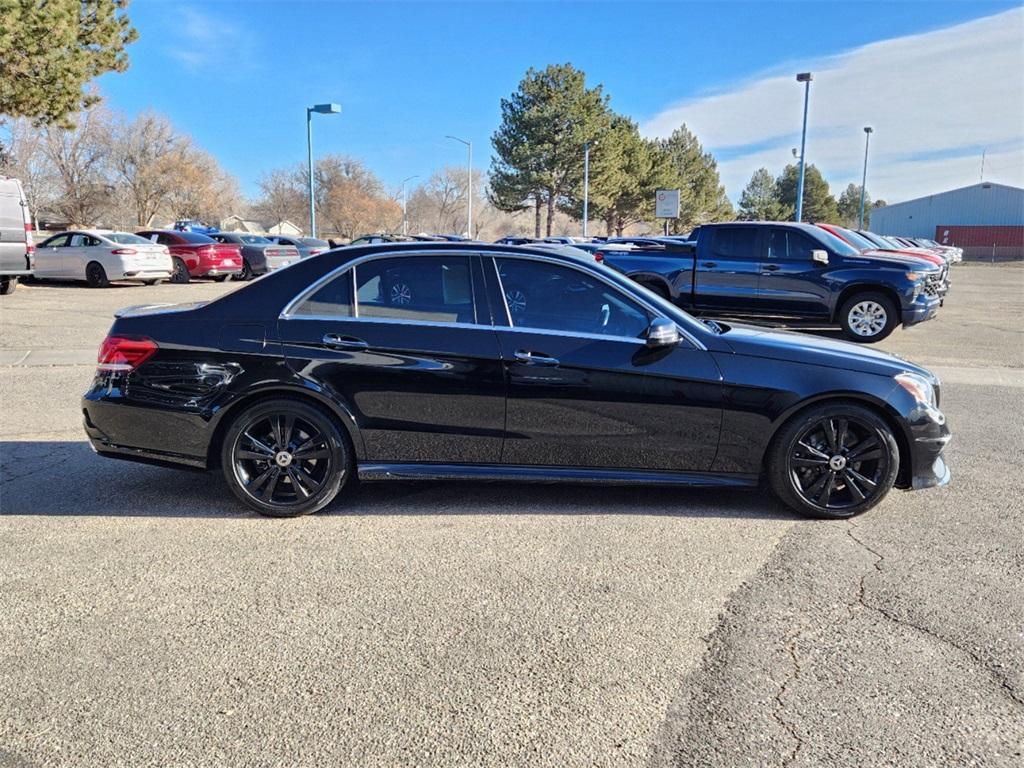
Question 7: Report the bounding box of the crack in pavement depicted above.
[845,521,1024,709]
[771,628,805,767]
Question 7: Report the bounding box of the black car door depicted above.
[693,226,762,313]
[489,254,722,471]
[277,252,506,464]
[757,228,832,317]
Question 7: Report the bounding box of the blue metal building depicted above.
[869,182,1024,238]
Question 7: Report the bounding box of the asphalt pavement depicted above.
[1,264,1021,766]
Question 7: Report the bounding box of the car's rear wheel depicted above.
[239,259,253,281]
[221,398,350,517]
[839,292,897,342]
[86,261,110,288]
[170,258,190,284]
[0,277,17,295]
[768,402,899,519]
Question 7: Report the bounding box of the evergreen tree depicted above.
[837,182,871,227]
[652,125,733,232]
[489,64,611,236]
[738,167,787,221]
[0,0,138,128]
[775,163,840,223]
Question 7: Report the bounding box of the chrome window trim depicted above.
[279,247,707,351]
[280,249,487,327]
[487,253,706,351]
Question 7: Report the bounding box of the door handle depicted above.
[701,261,717,268]
[514,349,559,366]
[322,333,368,350]
[762,264,781,272]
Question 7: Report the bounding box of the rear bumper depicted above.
[119,269,173,280]
[194,263,242,277]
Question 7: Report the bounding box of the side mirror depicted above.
[646,317,681,348]
[811,249,829,265]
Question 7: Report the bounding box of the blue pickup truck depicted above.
[595,222,943,342]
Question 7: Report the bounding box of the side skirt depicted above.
[357,463,759,488]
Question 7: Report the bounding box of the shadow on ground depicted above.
[0,440,794,521]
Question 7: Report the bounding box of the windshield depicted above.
[832,227,876,251]
[241,235,271,244]
[857,231,891,249]
[812,229,860,257]
[105,233,151,245]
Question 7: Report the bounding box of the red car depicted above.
[136,230,243,283]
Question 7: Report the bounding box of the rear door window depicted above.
[292,270,353,318]
[710,228,758,260]
[355,255,477,324]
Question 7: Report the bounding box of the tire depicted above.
[767,402,899,519]
[839,292,897,343]
[170,258,190,284]
[238,259,253,281]
[0,277,17,295]
[220,398,351,517]
[86,262,110,288]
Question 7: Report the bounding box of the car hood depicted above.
[849,250,940,271]
[719,323,935,380]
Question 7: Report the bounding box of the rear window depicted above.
[241,235,271,244]
[293,270,353,318]
[178,232,216,244]
[106,233,151,245]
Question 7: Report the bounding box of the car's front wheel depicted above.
[768,402,899,519]
[221,398,351,517]
[840,292,897,342]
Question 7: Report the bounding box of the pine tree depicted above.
[651,125,733,232]
[0,1,138,128]
[775,164,840,223]
[738,167,787,221]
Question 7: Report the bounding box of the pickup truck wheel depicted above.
[768,402,899,519]
[86,262,110,288]
[0,277,17,295]
[170,258,190,284]
[637,280,670,302]
[840,292,897,343]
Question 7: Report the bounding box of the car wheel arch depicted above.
[762,393,913,489]
[206,384,366,470]
[627,271,674,301]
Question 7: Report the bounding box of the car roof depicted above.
[329,240,598,264]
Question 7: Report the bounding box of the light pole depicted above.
[446,135,472,238]
[583,140,595,238]
[306,103,341,238]
[794,72,812,222]
[400,175,418,236]
[859,126,873,229]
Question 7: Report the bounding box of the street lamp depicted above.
[794,72,812,222]
[306,103,341,238]
[859,126,873,229]
[400,175,418,236]
[583,140,597,238]
[445,135,472,238]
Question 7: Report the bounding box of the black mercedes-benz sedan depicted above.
[82,242,951,519]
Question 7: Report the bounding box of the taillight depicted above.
[111,248,137,255]
[97,335,158,372]
[594,251,605,262]
[308,249,322,256]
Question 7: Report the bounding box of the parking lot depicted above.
[1,264,1022,766]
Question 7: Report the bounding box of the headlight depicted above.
[895,372,936,407]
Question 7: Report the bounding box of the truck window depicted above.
[767,230,817,260]
[711,228,758,260]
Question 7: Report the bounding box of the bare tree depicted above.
[42,105,114,226]
[162,140,241,224]
[0,117,56,228]
[109,111,181,227]
[253,167,306,231]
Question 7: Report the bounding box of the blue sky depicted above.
[97,0,1024,203]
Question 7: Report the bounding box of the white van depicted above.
[0,177,35,294]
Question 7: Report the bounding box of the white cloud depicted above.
[166,7,258,76]
[641,8,1024,203]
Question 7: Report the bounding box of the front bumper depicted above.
[902,294,941,327]
[903,400,952,491]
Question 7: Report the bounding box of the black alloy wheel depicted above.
[86,261,110,288]
[221,398,350,517]
[170,257,190,284]
[768,403,899,518]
